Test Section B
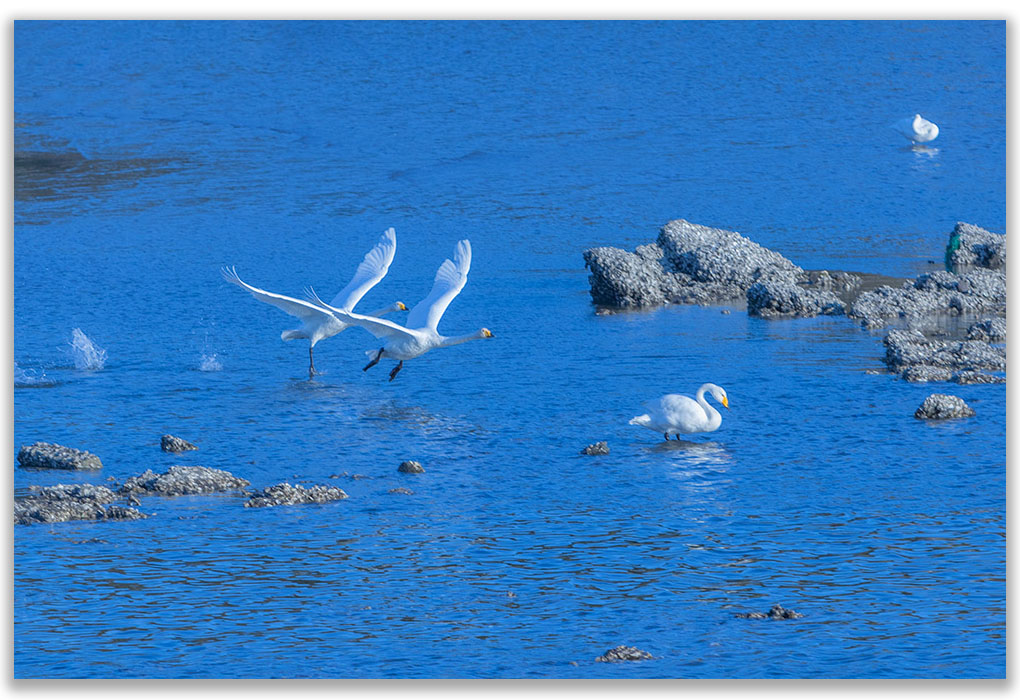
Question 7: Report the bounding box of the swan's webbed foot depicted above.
[364,348,384,372]
[388,361,403,381]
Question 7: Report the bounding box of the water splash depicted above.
[199,354,223,372]
[14,361,57,387]
[69,328,107,370]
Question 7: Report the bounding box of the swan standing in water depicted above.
[309,239,493,381]
[893,113,939,144]
[221,228,406,379]
[630,383,729,440]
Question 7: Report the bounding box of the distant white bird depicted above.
[221,228,406,379]
[893,113,939,143]
[629,384,729,441]
[309,239,493,381]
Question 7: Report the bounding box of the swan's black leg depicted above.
[308,347,316,379]
[388,361,404,381]
[363,348,383,372]
[663,433,670,441]
[675,434,681,440]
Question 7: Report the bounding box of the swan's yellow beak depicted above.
[482,328,494,338]
[397,302,407,311]
[722,396,729,409]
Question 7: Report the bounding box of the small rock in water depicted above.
[914,394,976,420]
[595,645,653,662]
[18,442,103,470]
[735,604,804,620]
[244,483,348,508]
[580,441,610,456]
[161,434,199,453]
[388,487,414,495]
[398,460,425,474]
[119,465,250,496]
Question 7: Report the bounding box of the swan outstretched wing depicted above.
[308,287,415,342]
[330,227,398,311]
[221,266,330,322]
[405,239,471,331]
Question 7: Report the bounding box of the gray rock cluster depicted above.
[161,434,198,453]
[746,280,845,318]
[735,604,804,620]
[850,268,1007,329]
[967,317,1006,342]
[398,460,425,474]
[947,222,1006,271]
[17,442,103,470]
[580,441,610,455]
[244,483,348,508]
[884,329,1005,383]
[15,484,147,525]
[119,465,250,496]
[584,219,808,308]
[595,645,653,662]
[914,394,976,420]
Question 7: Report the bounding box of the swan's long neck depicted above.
[438,331,485,348]
[363,303,401,317]
[695,384,722,431]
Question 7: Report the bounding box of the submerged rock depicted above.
[883,329,1006,375]
[161,434,198,453]
[119,465,250,496]
[580,441,610,456]
[15,484,146,525]
[914,394,976,420]
[735,604,804,620]
[388,487,414,495]
[900,366,1005,385]
[746,280,845,318]
[967,318,1006,342]
[398,460,425,474]
[946,222,1006,271]
[17,442,103,470]
[244,483,348,508]
[595,645,653,662]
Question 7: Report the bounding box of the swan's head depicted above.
[396,301,408,311]
[480,328,494,339]
[708,384,729,410]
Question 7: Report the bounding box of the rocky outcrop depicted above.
[735,604,804,620]
[118,466,250,496]
[398,460,425,474]
[946,222,1006,271]
[883,330,1006,382]
[900,366,1005,384]
[747,280,845,318]
[15,484,147,525]
[595,646,653,662]
[582,245,684,308]
[161,434,198,453]
[850,268,1006,329]
[580,441,610,456]
[914,394,976,420]
[244,483,348,508]
[967,318,1006,342]
[17,442,103,470]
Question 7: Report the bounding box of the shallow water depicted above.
[13,20,1005,678]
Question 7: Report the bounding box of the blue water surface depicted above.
[13,20,1005,679]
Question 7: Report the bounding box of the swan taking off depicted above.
[629,383,729,441]
[893,113,939,143]
[221,228,406,379]
[309,239,493,381]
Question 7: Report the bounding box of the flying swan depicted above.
[221,228,406,379]
[893,113,939,144]
[309,239,493,381]
[629,384,729,440]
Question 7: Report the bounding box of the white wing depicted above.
[307,287,416,342]
[329,227,398,310]
[221,266,331,323]
[653,394,705,427]
[405,239,471,331]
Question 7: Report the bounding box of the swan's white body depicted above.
[629,383,729,440]
[221,228,405,377]
[893,113,939,143]
[309,239,493,380]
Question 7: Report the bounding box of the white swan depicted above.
[221,228,406,379]
[309,239,493,381]
[629,383,729,440]
[893,113,939,143]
